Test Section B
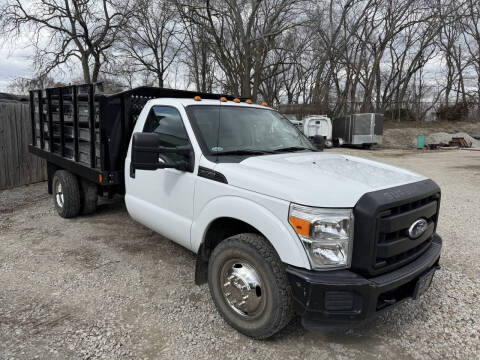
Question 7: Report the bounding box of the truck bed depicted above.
[29,84,232,187]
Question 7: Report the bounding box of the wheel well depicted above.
[204,217,260,253]
[194,217,262,285]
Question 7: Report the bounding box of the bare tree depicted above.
[307,0,377,111]
[0,0,133,83]
[2,0,480,118]
[118,0,184,88]
[437,8,471,106]
[301,0,452,117]
[179,7,216,92]
[177,0,306,100]
[6,75,57,94]
[101,56,143,89]
[462,0,480,103]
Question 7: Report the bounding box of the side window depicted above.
[143,106,189,147]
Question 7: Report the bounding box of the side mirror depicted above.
[130,133,193,177]
[312,135,325,151]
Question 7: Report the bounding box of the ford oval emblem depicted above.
[408,218,428,239]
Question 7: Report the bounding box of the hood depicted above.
[216,152,426,207]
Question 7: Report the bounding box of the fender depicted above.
[190,195,310,269]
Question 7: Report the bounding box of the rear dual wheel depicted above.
[208,233,293,339]
[52,170,97,218]
[79,178,98,215]
[53,170,81,218]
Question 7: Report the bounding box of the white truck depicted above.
[30,85,442,339]
[302,115,333,147]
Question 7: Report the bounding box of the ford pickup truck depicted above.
[29,84,442,339]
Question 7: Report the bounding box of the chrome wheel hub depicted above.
[221,260,265,318]
[55,182,64,208]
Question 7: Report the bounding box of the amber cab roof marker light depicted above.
[245,99,253,104]
[262,101,268,107]
[194,95,202,101]
[220,97,228,102]
[233,98,241,103]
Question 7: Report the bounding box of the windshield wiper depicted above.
[214,149,274,156]
[271,146,316,153]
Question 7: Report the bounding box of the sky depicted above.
[0,34,36,91]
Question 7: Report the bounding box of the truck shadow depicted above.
[267,309,416,359]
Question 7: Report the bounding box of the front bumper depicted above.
[286,234,442,331]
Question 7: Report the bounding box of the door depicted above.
[124,105,195,249]
[305,118,316,137]
[316,119,329,138]
[352,114,373,144]
[373,113,384,144]
[306,118,327,138]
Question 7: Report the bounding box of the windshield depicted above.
[187,105,315,155]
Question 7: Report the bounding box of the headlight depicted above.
[289,204,354,269]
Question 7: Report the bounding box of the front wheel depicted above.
[208,233,293,339]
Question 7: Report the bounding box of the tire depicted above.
[79,179,98,215]
[208,233,293,339]
[311,135,325,151]
[52,170,81,218]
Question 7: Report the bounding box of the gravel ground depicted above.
[0,149,479,359]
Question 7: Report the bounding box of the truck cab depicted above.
[30,86,442,339]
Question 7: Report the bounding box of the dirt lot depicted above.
[1,149,479,360]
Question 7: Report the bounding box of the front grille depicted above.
[374,194,439,271]
[351,179,441,277]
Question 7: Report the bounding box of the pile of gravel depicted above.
[424,132,480,148]
[382,122,480,149]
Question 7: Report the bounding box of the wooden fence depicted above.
[0,101,47,190]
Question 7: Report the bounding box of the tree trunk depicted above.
[92,55,101,83]
[81,56,91,83]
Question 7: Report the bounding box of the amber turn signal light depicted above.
[289,216,310,237]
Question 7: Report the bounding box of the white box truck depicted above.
[302,115,333,147]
